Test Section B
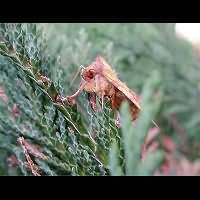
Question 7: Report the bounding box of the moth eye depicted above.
[88,69,95,79]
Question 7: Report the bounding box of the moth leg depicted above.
[95,74,104,112]
[88,93,103,112]
[88,92,97,111]
[110,92,123,128]
[114,110,122,128]
[101,92,104,111]
[64,79,86,105]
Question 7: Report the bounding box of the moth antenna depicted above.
[80,65,85,70]
[69,66,84,89]
[152,120,159,128]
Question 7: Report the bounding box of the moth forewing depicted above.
[96,57,159,127]
[102,72,141,110]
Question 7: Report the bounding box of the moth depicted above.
[66,56,142,127]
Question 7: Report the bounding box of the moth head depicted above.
[81,56,104,81]
[81,65,96,81]
[80,65,97,93]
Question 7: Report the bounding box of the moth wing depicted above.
[102,71,141,110]
[95,56,141,110]
[94,56,159,127]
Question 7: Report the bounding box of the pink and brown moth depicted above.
[66,56,141,127]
